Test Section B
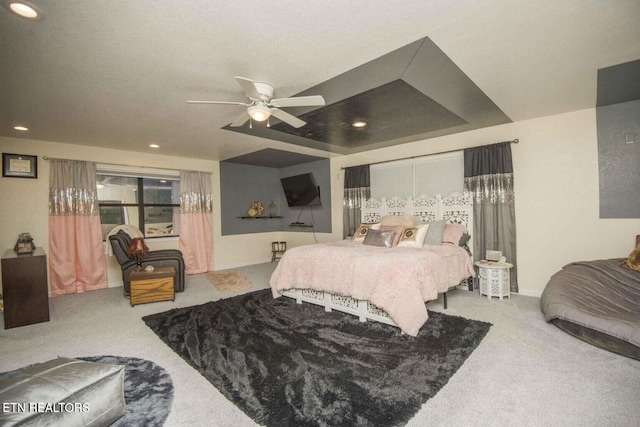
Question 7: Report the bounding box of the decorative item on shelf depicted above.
[248,201,265,217]
[269,201,277,217]
[127,237,149,268]
[13,232,35,254]
[145,265,155,273]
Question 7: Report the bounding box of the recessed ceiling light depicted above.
[13,126,29,131]
[4,1,44,20]
[149,144,160,148]
[352,120,367,128]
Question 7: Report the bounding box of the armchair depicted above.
[109,231,185,296]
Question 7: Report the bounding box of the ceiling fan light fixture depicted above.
[247,105,271,122]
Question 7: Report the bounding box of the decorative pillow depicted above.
[380,215,415,227]
[378,225,405,247]
[424,220,446,245]
[621,244,640,272]
[362,229,397,248]
[458,233,471,247]
[397,225,430,248]
[442,223,466,245]
[352,223,380,242]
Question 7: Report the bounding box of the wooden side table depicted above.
[475,261,513,300]
[129,266,175,307]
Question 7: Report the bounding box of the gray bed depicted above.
[540,258,640,360]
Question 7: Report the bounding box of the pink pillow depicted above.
[378,225,405,247]
[442,223,466,245]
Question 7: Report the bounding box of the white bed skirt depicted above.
[282,279,470,330]
[282,288,399,327]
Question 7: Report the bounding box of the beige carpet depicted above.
[1,262,639,427]
[206,271,253,292]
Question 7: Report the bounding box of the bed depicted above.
[270,193,475,336]
[540,250,640,360]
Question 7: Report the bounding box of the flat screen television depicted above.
[280,173,321,207]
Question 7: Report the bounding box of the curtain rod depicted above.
[41,156,186,174]
[340,138,519,170]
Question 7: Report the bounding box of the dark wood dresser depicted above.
[1,247,50,329]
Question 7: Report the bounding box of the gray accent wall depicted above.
[220,163,282,235]
[220,159,331,235]
[597,99,640,218]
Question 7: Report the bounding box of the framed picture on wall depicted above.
[2,153,37,178]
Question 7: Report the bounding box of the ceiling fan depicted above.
[187,76,325,128]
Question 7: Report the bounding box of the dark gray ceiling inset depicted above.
[597,59,640,107]
[270,79,467,147]
[222,148,326,168]
[225,37,511,154]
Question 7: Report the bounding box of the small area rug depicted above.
[143,289,491,427]
[0,355,173,427]
[205,270,253,292]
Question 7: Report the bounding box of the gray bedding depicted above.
[540,259,640,350]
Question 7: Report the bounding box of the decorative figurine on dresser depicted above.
[13,232,35,254]
[2,235,49,328]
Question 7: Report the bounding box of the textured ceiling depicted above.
[1,1,639,163]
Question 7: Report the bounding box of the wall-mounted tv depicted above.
[280,173,321,207]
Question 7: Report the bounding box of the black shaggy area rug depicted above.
[143,289,491,427]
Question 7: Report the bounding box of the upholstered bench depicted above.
[0,357,126,427]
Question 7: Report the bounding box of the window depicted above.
[370,152,463,199]
[97,169,180,239]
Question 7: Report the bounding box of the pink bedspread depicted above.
[270,240,475,336]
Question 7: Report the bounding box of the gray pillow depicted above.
[424,220,446,245]
[459,233,471,246]
[362,229,397,248]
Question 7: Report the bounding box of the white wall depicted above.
[332,108,640,296]
[0,138,269,288]
[0,137,211,289]
[3,107,638,296]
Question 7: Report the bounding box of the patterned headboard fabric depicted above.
[361,192,473,238]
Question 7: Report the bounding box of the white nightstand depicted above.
[475,261,513,300]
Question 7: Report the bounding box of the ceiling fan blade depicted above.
[187,100,249,106]
[234,76,262,100]
[270,95,325,108]
[230,111,250,127]
[270,108,306,128]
